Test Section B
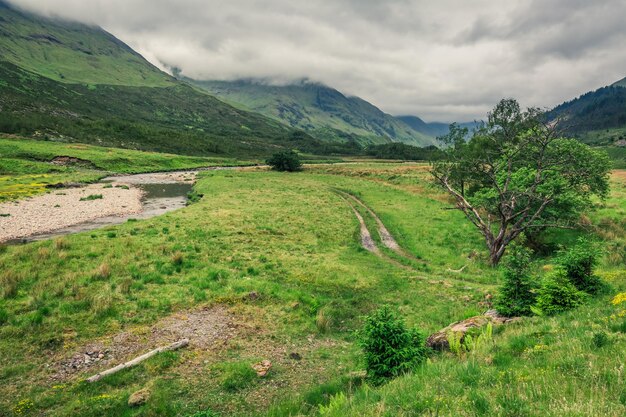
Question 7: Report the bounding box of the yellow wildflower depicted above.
[611,293,626,306]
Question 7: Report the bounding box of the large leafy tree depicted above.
[432,99,610,265]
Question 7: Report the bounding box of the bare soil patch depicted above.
[53,306,236,381]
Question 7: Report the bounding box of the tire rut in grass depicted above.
[337,191,419,273]
[336,190,425,265]
[338,193,379,254]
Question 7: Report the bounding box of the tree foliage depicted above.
[266,150,303,172]
[365,143,443,161]
[495,242,537,316]
[533,270,588,316]
[556,237,603,294]
[432,99,611,265]
[359,306,426,385]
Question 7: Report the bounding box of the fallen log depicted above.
[86,339,189,383]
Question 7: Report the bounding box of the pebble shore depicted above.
[0,182,142,242]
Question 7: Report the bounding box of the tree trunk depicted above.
[488,243,507,266]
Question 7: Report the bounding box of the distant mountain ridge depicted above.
[186,78,438,147]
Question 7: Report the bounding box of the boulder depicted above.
[128,388,150,407]
[426,310,518,350]
[251,360,272,377]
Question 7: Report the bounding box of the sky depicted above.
[10,0,626,122]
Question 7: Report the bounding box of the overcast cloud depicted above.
[9,0,626,122]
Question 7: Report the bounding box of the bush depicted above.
[495,244,537,316]
[359,306,427,384]
[533,270,587,315]
[186,190,204,204]
[266,150,302,172]
[556,237,602,293]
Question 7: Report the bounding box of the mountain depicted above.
[0,1,330,157]
[397,115,481,139]
[397,115,452,138]
[547,79,626,145]
[186,79,438,147]
[0,1,171,86]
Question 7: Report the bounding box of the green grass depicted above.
[0,163,623,416]
[313,286,626,417]
[79,194,103,201]
[606,146,626,169]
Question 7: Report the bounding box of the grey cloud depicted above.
[8,0,626,122]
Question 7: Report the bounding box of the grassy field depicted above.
[0,162,624,416]
[0,137,254,201]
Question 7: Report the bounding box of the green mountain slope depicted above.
[0,61,338,156]
[547,78,626,168]
[0,2,338,157]
[0,1,171,86]
[548,82,626,142]
[187,79,437,147]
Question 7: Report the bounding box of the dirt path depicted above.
[339,194,379,254]
[337,190,425,265]
[337,191,421,273]
[338,191,400,251]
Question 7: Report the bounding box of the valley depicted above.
[1,1,625,416]
[0,160,624,416]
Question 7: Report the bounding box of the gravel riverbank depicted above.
[0,182,142,242]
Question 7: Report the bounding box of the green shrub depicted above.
[495,244,537,316]
[533,271,587,315]
[266,150,302,172]
[556,237,602,293]
[358,306,427,384]
[186,190,204,204]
